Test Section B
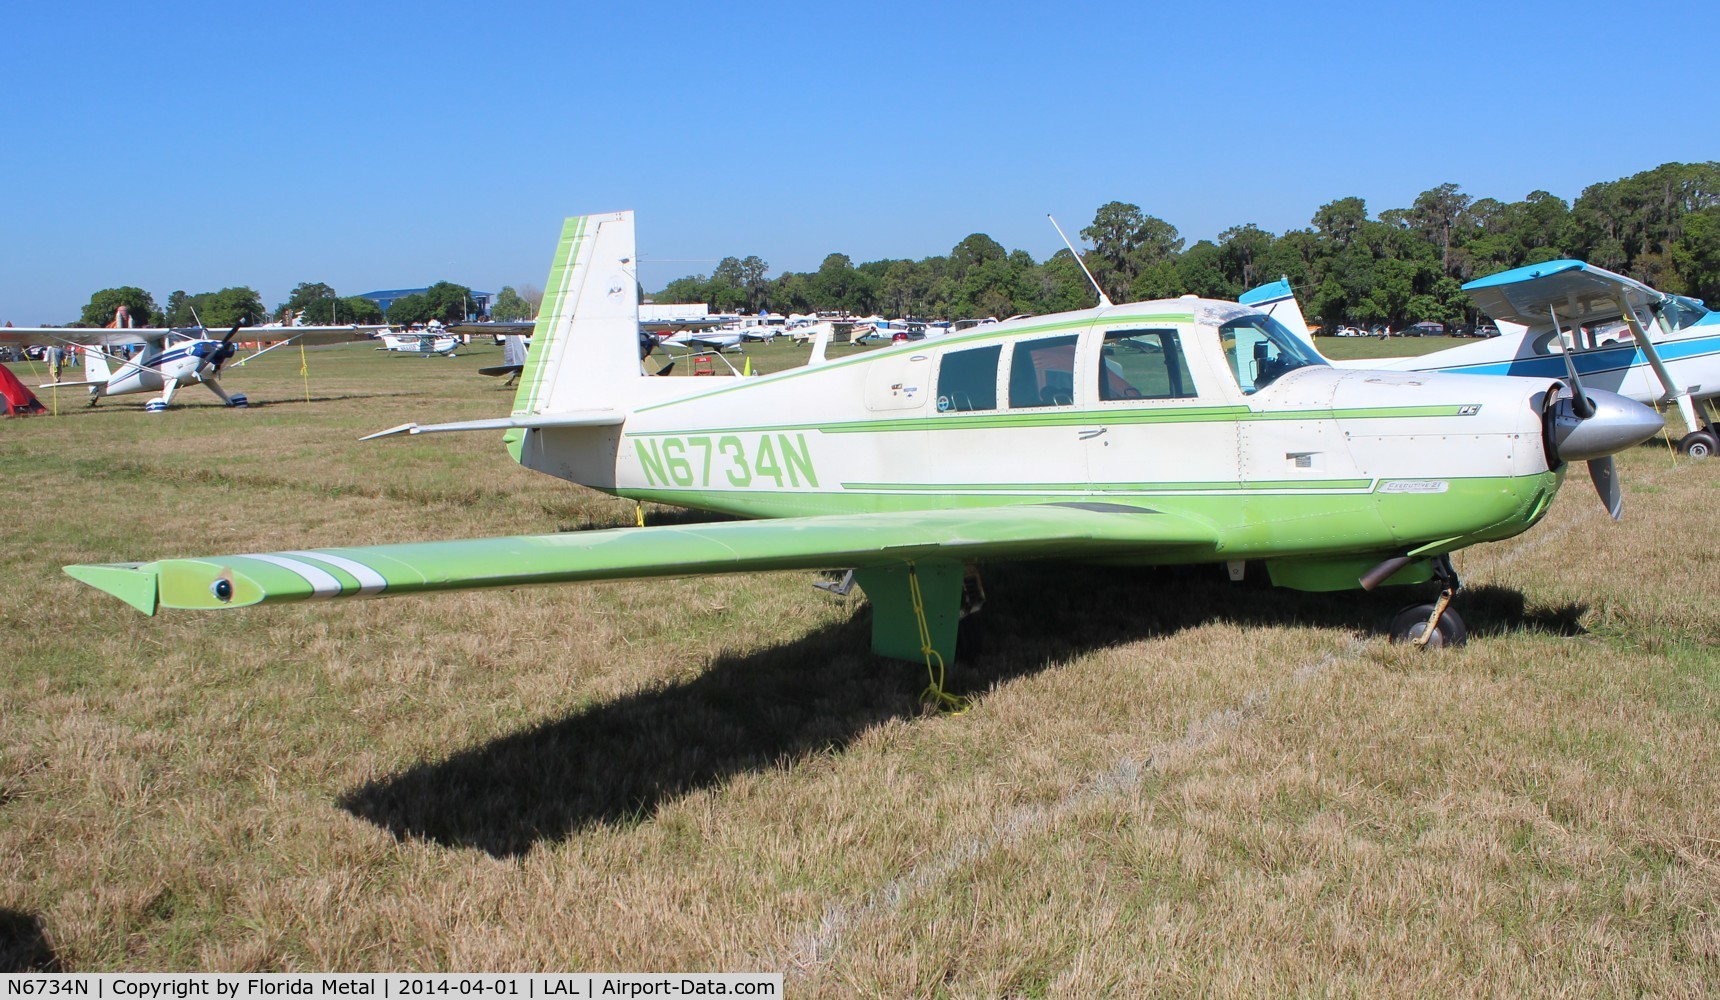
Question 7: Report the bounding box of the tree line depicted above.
[655,161,1720,330]
[64,280,542,330]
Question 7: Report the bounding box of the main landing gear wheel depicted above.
[1388,604,1468,648]
[1677,429,1717,459]
[1387,553,1467,649]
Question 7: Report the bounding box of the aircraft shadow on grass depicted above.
[337,563,1585,858]
[0,909,62,973]
[31,392,395,418]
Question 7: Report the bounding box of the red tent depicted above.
[1,363,46,416]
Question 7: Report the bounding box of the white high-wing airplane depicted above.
[0,319,377,412]
[1246,262,1720,459]
[68,211,1665,664]
[376,326,460,356]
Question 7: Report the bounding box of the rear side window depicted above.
[1008,335,1079,408]
[1098,329,1196,400]
[936,344,1000,412]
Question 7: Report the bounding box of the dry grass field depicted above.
[3,338,1718,994]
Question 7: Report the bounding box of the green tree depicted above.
[1411,183,1472,277]
[384,293,431,325]
[1031,250,1100,313]
[1081,202,1183,302]
[1218,223,1274,290]
[195,287,267,328]
[1175,240,1234,299]
[159,287,263,328]
[739,255,770,312]
[491,286,534,322]
[1672,206,1720,303]
[429,281,477,323]
[278,281,336,321]
[299,295,383,325]
[76,287,161,328]
[658,275,707,305]
[1312,197,1368,247]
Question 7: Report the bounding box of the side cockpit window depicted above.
[1009,335,1079,408]
[1098,329,1197,401]
[936,344,1000,413]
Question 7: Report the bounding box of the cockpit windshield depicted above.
[1658,294,1710,331]
[1216,313,1327,394]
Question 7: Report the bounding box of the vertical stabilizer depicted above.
[82,344,112,384]
[512,212,639,416]
[1239,277,1315,344]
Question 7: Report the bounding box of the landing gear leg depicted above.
[1388,555,1468,648]
[955,564,987,659]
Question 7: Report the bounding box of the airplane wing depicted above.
[0,325,374,348]
[65,503,1218,615]
[246,325,380,346]
[0,327,156,347]
[449,321,534,337]
[1463,259,1665,329]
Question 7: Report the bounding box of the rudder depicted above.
[512,212,640,417]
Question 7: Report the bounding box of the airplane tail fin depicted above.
[83,345,111,383]
[511,212,640,417]
[1240,277,1317,346]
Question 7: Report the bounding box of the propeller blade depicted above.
[1550,307,1595,418]
[1588,456,1622,520]
[208,323,244,373]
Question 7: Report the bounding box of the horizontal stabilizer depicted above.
[66,504,1217,614]
[360,410,624,440]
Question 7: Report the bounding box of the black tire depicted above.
[1678,430,1718,459]
[1388,603,1468,648]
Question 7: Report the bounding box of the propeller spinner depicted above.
[1545,308,1663,519]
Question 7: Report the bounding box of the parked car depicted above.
[1403,322,1445,337]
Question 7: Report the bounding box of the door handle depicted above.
[1078,427,1107,441]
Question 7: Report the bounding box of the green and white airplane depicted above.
[65,211,1665,658]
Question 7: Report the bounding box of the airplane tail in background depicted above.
[84,345,112,384]
[1240,277,1316,345]
[511,212,640,417]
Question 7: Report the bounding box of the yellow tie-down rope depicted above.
[907,561,968,714]
[299,339,311,403]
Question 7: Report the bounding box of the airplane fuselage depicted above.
[516,299,1573,590]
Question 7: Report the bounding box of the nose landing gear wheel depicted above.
[1388,604,1468,648]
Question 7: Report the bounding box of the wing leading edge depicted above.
[65,503,1218,615]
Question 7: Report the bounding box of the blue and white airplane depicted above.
[1246,262,1720,459]
[0,321,375,412]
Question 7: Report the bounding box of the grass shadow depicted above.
[338,562,1576,857]
[0,910,62,973]
[33,392,400,418]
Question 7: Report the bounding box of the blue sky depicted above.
[3,0,1715,324]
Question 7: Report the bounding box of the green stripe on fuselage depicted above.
[627,403,1476,439]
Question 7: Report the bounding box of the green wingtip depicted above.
[64,562,159,615]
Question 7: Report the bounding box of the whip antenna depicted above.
[1047,213,1113,308]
